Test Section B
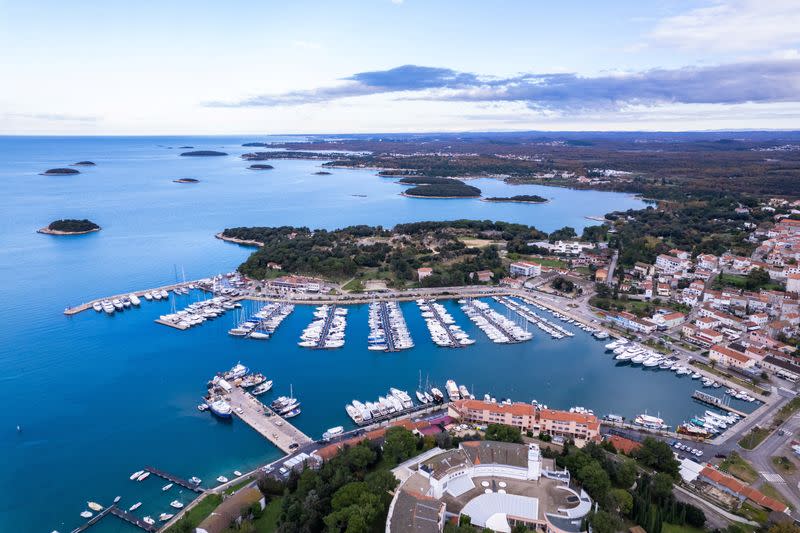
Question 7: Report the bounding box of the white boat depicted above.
[143,516,155,526]
[92,302,103,312]
[189,476,202,485]
[162,483,173,491]
[217,476,229,484]
[129,502,142,511]
[234,470,242,476]
[252,381,273,395]
[170,500,184,509]
[416,391,428,404]
[144,292,153,301]
[634,413,668,430]
[445,380,460,401]
[128,293,141,306]
[160,290,169,298]
[113,496,121,504]
[129,470,144,480]
[87,502,103,512]
[159,513,174,522]
[80,511,93,519]
[137,471,150,481]
[323,426,345,440]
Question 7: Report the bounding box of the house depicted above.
[500,277,524,289]
[698,466,788,513]
[266,261,282,270]
[417,267,433,281]
[709,344,756,371]
[655,254,690,274]
[472,270,494,283]
[607,311,657,334]
[788,273,800,294]
[595,268,609,283]
[653,311,685,329]
[509,261,541,277]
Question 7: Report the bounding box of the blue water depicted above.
[0,136,738,532]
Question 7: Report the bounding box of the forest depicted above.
[46,219,100,232]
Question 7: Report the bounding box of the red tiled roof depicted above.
[606,435,642,454]
[454,399,535,417]
[700,467,788,513]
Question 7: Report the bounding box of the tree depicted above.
[612,458,638,489]
[746,267,771,290]
[768,523,800,533]
[651,472,675,502]
[485,424,523,443]
[382,427,418,465]
[589,510,619,533]
[577,462,612,499]
[609,488,633,515]
[634,437,680,478]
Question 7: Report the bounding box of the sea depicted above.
[0,136,753,532]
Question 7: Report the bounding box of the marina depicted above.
[692,390,748,417]
[298,304,348,349]
[155,294,240,330]
[228,301,294,339]
[416,298,474,347]
[495,296,574,339]
[142,466,205,494]
[459,298,532,343]
[367,301,413,352]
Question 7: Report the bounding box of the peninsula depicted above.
[38,219,100,235]
[72,161,96,166]
[484,194,547,204]
[180,150,228,157]
[41,168,80,175]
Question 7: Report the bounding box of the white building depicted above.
[509,261,542,278]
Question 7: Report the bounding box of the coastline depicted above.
[215,232,263,247]
[37,227,100,236]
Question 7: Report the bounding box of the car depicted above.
[671,441,680,447]
[279,467,288,476]
[696,450,704,457]
[779,429,786,436]
[288,443,299,450]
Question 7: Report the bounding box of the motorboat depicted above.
[430,388,444,402]
[113,496,121,504]
[112,299,124,311]
[129,470,144,480]
[416,390,428,404]
[252,381,273,395]
[80,511,93,519]
[159,513,174,522]
[92,302,103,312]
[129,293,141,306]
[87,502,103,512]
[162,483,173,491]
[634,413,668,430]
[137,471,150,481]
[129,502,142,512]
[216,476,229,484]
[189,476,202,485]
[323,426,344,441]
[144,292,153,301]
[143,516,155,526]
[209,399,233,419]
[234,470,242,477]
[170,500,184,509]
[160,290,169,298]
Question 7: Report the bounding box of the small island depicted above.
[314,171,332,175]
[180,150,228,157]
[398,176,481,198]
[484,194,548,204]
[242,142,269,147]
[178,146,194,149]
[248,164,274,170]
[72,161,96,167]
[38,219,100,235]
[173,178,200,184]
[42,168,80,175]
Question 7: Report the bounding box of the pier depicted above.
[69,506,113,533]
[69,505,156,533]
[692,390,748,416]
[143,466,204,493]
[424,300,467,348]
[462,298,529,343]
[377,302,398,352]
[63,281,207,316]
[227,387,313,453]
[315,305,338,348]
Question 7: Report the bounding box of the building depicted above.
[595,268,609,283]
[268,275,321,293]
[606,311,657,334]
[655,254,690,274]
[709,344,756,371]
[651,311,685,330]
[472,270,494,283]
[697,466,788,513]
[788,273,800,294]
[418,267,433,281]
[449,400,601,445]
[509,261,541,278]
[386,442,592,533]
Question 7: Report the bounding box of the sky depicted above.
[2,0,800,134]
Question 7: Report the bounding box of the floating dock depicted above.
[69,505,157,533]
[144,466,204,493]
[64,281,206,316]
[69,506,113,533]
[227,387,313,453]
[692,390,747,416]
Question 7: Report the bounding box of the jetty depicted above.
[692,390,748,416]
[70,505,156,533]
[227,387,313,453]
[425,301,467,348]
[63,280,205,316]
[143,466,204,493]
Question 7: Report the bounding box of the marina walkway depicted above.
[692,390,747,417]
[377,302,398,352]
[143,466,204,493]
[227,387,313,453]
[69,506,113,533]
[69,505,157,533]
[426,301,465,348]
[63,280,207,316]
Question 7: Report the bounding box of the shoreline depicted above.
[215,232,263,247]
[37,227,100,236]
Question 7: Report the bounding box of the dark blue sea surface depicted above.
[0,136,744,532]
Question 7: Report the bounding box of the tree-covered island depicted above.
[180,150,228,157]
[41,168,80,175]
[484,194,547,203]
[397,176,481,198]
[38,219,100,235]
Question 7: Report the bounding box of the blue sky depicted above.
[2,0,800,133]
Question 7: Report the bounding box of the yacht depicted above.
[634,413,668,430]
[112,299,124,311]
[143,516,155,526]
[170,500,184,509]
[129,502,142,512]
[458,385,471,399]
[159,513,174,522]
[128,293,141,306]
[209,399,232,419]
[189,476,202,485]
[323,426,344,441]
[430,388,444,402]
[137,471,150,481]
[416,391,429,404]
[92,302,103,312]
[144,292,153,301]
[160,290,169,299]
[223,363,249,380]
[445,380,460,401]
[162,483,173,491]
[87,502,103,512]
[216,476,229,484]
[129,470,144,480]
[252,381,273,395]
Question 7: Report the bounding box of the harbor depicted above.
[299,304,348,349]
[460,298,532,343]
[496,296,574,339]
[367,300,413,352]
[417,298,474,347]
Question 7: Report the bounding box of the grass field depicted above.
[720,452,758,483]
[342,278,364,292]
[164,493,223,532]
[772,455,797,474]
[252,497,283,532]
[738,427,772,450]
[662,523,707,533]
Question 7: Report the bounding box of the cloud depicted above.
[649,0,800,52]
[291,40,322,50]
[206,60,800,113]
[4,112,98,122]
[391,0,404,4]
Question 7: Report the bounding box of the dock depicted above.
[462,298,529,343]
[425,301,467,348]
[70,505,156,533]
[109,506,158,532]
[144,466,204,493]
[692,390,748,416]
[63,281,206,316]
[227,387,314,453]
